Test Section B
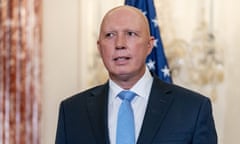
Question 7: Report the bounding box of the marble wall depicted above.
[0,0,42,144]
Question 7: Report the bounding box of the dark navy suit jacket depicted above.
[55,75,217,144]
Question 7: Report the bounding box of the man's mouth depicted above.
[113,56,130,61]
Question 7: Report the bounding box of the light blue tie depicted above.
[116,90,136,144]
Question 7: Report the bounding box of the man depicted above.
[55,6,217,144]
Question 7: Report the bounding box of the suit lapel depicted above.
[85,76,174,144]
[86,83,110,144]
[137,77,174,144]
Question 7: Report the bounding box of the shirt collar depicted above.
[109,67,153,102]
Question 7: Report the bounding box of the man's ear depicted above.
[147,36,155,55]
[97,40,103,57]
[97,40,101,52]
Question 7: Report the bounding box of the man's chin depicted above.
[110,72,132,80]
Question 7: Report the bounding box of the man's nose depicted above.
[115,35,126,49]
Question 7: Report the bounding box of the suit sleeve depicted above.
[192,98,218,144]
[55,102,66,144]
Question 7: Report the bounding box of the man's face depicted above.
[97,7,154,82]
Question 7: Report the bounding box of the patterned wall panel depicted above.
[0,0,42,143]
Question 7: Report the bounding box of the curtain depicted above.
[0,0,42,144]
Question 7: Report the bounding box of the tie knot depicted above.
[118,90,136,102]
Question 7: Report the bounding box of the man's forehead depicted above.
[102,11,142,26]
[99,6,151,36]
[101,6,149,28]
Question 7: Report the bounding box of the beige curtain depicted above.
[0,0,42,144]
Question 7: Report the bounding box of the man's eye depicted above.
[127,32,137,36]
[105,33,114,37]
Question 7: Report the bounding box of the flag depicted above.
[125,0,172,83]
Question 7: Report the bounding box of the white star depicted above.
[139,9,147,16]
[147,59,155,70]
[141,11,147,16]
[153,39,158,47]
[152,18,159,27]
[161,65,170,77]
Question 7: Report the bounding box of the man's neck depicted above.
[109,67,147,90]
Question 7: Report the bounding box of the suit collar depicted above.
[137,75,174,144]
[86,75,174,144]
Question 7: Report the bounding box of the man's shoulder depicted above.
[152,78,212,116]
[171,83,210,104]
[153,77,210,103]
[61,83,108,105]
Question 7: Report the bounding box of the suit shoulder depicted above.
[173,83,208,100]
[154,79,213,113]
[155,78,210,102]
[61,83,107,105]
